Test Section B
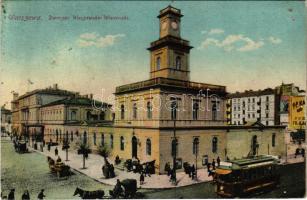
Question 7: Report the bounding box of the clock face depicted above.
[161,21,167,30]
[171,21,178,30]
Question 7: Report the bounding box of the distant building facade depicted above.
[1,106,12,134]
[227,88,278,126]
[11,84,113,150]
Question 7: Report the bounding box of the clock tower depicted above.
[147,6,193,81]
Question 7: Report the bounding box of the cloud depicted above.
[198,34,264,52]
[77,33,125,48]
[268,36,282,44]
[201,28,224,35]
[208,28,224,35]
[80,32,99,40]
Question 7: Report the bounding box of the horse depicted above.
[73,187,105,199]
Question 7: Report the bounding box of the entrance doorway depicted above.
[132,136,138,158]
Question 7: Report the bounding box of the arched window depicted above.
[272,133,276,147]
[212,102,217,121]
[70,131,74,141]
[120,136,125,150]
[99,112,105,120]
[120,105,125,120]
[83,131,87,144]
[146,138,151,155]
[171,101,177,120]
[86,111,91,121]
[101,133,104,146]
[133,103,137,119]
[171,138,178,157]
[71,110,76,120]
[175,56,181,70]
[147,102,152,119]
[110,134,113,149]
[251,135,258,155]
[75,130,79,137]
[193,102,199,120]
[56,129,59,141]
[156,57,161,70]
[193,137,199,154]
[212,137,218,153]
[93,132,96,145]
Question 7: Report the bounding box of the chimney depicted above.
[13,92,19,100]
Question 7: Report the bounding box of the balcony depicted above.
[115,77,226,95]
[114,119,226,128]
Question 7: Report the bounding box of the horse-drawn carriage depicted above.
[124,159,155,174]
[47,156,71,177]
[73,179,140,199]
[14,140,28,153]
[109,179,138,198]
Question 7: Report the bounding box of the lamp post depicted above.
[193,138,199,180]
[172,119,177,185]
[63,131,70,161]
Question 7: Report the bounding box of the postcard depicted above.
[0,0,306,199]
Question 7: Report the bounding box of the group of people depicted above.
[3,188,45,200]
[206,156,221,177]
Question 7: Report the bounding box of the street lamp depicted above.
[63,131,70,161]
[193,138,199,180]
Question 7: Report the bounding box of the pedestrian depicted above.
[55,147,58,156]
[40,143,44,152]
[187,165,191,177]
[47,143,51,151]
[8,189,15,200]
[37,189,45,200]
[43,139,45,147]
[140,172,145,185]
[191,164,195,180]
[164,162,171,176]
[217,156,221,167]
[212,159,216,170]
[145,163,151,177]
[21,190,30,200]
[56,156,62,163]
[206,163,211,172]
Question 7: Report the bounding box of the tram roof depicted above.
[218,155,279,170]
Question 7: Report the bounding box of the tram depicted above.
[215,155,280,197]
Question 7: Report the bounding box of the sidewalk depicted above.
[31,143,213,189]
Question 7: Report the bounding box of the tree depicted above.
[98,144,111,159]
[76,141,90,169]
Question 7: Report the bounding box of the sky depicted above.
[0,1,306,107]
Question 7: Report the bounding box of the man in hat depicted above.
[21,190,30,200]
[37,189,45,200]
[8,189,15,200]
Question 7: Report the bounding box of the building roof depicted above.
[1,107,11,114]
[115,77,227,96]
[41,97,112,108]
[158,5,183,18]
[15,87,77,101]
[227,88,275,98]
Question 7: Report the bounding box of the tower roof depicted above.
[157,5,183,18]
